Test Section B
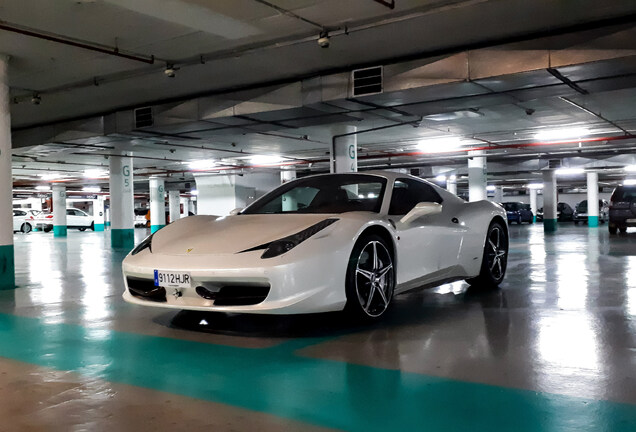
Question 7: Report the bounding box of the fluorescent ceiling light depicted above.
[82,186,101,193]
[35,186,51,191]
[417,137,463,153]
[486,185,497,191]
[534,127,589,141]
[556,167,585,176]
[526,183,543,190]
[187,160,217,170]
[249,155,284,165]
[624,165,636,172]
[435,175,447,182]
[624,179,636,186]
[39,173,61,180]
[84,169,107,178]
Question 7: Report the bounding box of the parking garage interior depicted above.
[1,1,636,431]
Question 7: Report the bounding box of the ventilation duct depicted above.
[134,107,153,128]
[351,66,383,97]
[548,159,562,169]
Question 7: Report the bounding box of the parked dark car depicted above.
[501,202,534,224]
[608,185,636,234]
[573,199,609,224]
[536,202,574,222]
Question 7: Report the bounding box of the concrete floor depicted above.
[1,224,635,431]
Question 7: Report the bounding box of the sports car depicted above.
[122,171,508,319]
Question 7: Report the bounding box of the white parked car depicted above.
[66,208,94,231]
[13,209,33,233]
[122,171,508,320]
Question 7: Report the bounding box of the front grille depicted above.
[127,277,166,302]
[196,285,270,306]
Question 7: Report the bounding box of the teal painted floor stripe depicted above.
[0,312,633,431]
[0,245,15,290]
[53,225,67,237]
[93,223,105,232]
[150,224,165,233]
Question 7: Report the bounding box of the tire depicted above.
[529,218,534,224]
[20,223,32,234]
[345,234,395,321]
[43,226,52,233]
[78,227,86,231]
[609,225,618,234]
[619,226,628,233]
[90,222,95,231]
[467,221,508,288]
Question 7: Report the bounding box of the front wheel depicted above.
[78,227,86,232]
[609,225,618,234]
[345,235,395,321]
[467,221,508,288]
[20,223,32,234]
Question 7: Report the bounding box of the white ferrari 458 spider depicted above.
[122,171,508,319]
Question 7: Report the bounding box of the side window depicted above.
[66,209,75,216]
[389,178,442,215]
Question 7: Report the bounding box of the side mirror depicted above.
[400,202,442,224]
[229,208,244,216]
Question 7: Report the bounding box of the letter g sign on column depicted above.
[123,165,130,188]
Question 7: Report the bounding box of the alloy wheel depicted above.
[355,240,394,318]
[486,226,507,280]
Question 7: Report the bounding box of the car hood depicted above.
[150,214,338,255]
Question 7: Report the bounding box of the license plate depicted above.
[154,270,191,288]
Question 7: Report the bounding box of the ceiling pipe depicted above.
[251,0,326,31]
[0,21,155,64]
[372,0,396,9]
[559,97,633,136]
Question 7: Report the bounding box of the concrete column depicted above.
[468,150,487,202]
[281,169,297,184]
[493,185,504,202]
[168,190,180,224]
[195,173,279,216]
[529,188,538,223]
[149,177,166,233]
[447,176,457,195]
[587,172,599,227]
[109,154,134,248]
[52,185,67,237]
[0,55,13,289]
[543,170,558,232]
[332,125,357,173]
[93,196,105,231]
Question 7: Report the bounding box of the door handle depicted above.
[451,217,459,224]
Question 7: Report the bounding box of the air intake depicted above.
[352,66,383,97]
[134,107,153,128]
[548,159,562,169]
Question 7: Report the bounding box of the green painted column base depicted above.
[53,226,68,237]
[0,245,15,290]
[588,216,599,227]
[544,218,558,233]
[533,216,537,223]
[111,228,135,249]
[150,224,165,234]
[105,222,111,227]
[94,223,105,232]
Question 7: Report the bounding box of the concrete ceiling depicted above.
[5,0,636,195]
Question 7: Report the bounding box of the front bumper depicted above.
[122,248,348,314]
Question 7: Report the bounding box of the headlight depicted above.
[131,234,153,255]
[261,218,338,259]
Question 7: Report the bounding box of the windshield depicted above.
[242,174,387,214]
[611,186,636,202]
[502,203,519,211]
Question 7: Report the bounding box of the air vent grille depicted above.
[352,66,383,97]
[548,159,562,169]
[134,107,153,128]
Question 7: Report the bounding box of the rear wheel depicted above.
[619,226,628,233]
[20,223,32,234]
[78,227,86,232]
[609,224,618,234]
[467,221,508,288]
[345,235,395,321]
[43,226,52,233]
[90,222,95,231]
